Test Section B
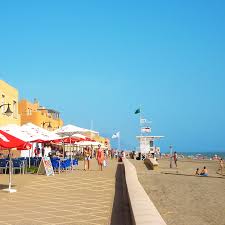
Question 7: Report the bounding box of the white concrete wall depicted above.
[123,158,167,225]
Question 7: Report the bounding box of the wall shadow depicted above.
[110,162,133,225]
[144,159,153,170]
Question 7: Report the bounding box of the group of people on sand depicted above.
[195,166,208,176]
[83,144,106,171]
[194,158,224,177]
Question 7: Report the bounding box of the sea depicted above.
[165,151,225,159]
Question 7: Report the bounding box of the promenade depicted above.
[0,159,120,225]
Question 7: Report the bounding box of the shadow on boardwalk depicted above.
[110,162,133,225]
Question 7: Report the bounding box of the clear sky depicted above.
[0,0,225,152]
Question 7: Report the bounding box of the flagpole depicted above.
[139,104,142,136]
[140,105,142,158]
[118,134,120,150]
[90,120,93,140]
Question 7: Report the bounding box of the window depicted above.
[1,95,5,113]
[13,101,17,118]
[27,108,32,115]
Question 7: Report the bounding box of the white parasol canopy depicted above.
[0,124,38,142]
[54,124,87,136]
[21,123,61,141]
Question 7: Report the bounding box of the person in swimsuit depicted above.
[83,147,91,171]
[96,145,104,171]
[217,158,224,175]
[200,166,208,176]
[194,168,200,176]
[173,151,178,168]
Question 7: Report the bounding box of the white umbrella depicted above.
[55,124,87,136]
[0,124,37,142]
[21,123,61,166]
[22,123,61,141]
[55,124,88,164]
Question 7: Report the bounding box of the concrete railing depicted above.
[123,158,167,225]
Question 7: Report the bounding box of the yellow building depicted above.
[18,98,63,130]
[84,131,111,149]
[0,80,21,126]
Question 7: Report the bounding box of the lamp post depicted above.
[42,122,52,129]
[0,103,13,117]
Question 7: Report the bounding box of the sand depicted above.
[130,158,225,225]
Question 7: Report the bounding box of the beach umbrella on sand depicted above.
[0,129,29,193]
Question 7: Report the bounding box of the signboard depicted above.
[37,157,54,176]
[141,127,151,133]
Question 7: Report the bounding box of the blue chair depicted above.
[72,159,78,168]
[12,159,22,174]
[60,159,71,171]
[19,157,27,173]
[0,159,9,174]
[51,159,61,173]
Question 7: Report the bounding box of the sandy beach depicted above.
[130,158,225,225]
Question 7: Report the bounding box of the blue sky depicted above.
[0,0,225,152]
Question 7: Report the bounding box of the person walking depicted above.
[83,147,91,171]
[217,158,224,175]
[173,151,178,168]
[96,145,104,171]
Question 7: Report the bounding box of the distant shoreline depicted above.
[165,151,225,159]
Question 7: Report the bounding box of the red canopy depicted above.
[17,142,32,150]
[0,130,27,149]
[52,136,85,144]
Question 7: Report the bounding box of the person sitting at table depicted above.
[200,166,208,176]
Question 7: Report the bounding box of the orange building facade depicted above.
[84,131,111,149]
[18,99,63,130]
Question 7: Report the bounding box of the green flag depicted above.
[134,108,140,114]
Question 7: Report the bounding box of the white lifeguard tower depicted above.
[135,110,164,158]
[136,135,163,155]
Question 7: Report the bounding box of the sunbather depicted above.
[194,168,200,175]
[200,166,208,176]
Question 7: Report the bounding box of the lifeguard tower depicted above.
[136,114,164,159]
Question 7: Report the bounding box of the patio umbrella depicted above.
[21,123,62,164]
[55,124,87,136]
[0,129,28,193]
[22,123,61,142]
[0,124,42,167]
[55,124,88,163]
